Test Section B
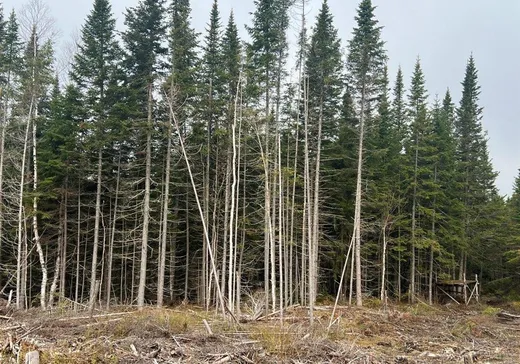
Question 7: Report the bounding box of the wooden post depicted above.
[463,273,467,305]
[475,274,479,303]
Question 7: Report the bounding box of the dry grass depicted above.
[1,302,519,363]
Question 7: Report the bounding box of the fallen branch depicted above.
[497,311,520,321]
[0,324,22,332]
[56,311,133,322]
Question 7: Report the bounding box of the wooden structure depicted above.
[435,274,479,305]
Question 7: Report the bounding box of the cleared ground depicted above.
[0,300,519,363]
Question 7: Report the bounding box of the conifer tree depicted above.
[404,58,433,302]
[122,0,167,309]
[199,0,223,307]
[304,0,343,319]
[390,66,406,299]
[169,0,198,106]
[247,0,291,311]
[71,0,121,311]
[0,10,22,274]
[505,171,520,275]
[346,0,386,306]
[454,55,497,278]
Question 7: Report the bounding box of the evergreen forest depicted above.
[0,0,519,320]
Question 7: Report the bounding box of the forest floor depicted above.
[0,299,519,363]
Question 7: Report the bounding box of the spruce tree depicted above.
[222,12,241,102]
[123,0,167,309]
[305,0,343,140]
[346,0,386,306]
[304,0,343,319]
[246,0,291,311]
[169,0,198,106]
[404,58,436,302]
[390,66,407,300]
[0,10,22,275]
[505,171,520,275]
[454,55,497,278]
[71,0,122,311]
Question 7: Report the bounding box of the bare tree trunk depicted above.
[16,98,34,310]
[32,105,47,310]
[107,157,121,309]
[329,231,355,329]
[410,134,419,304]
[309,101,324,324]
[75,187,81,312]
[221,148,230,303]
[429,167,437,305]
[59,177,68,301]
[137,84,154,309]
[380,217,389,302]
[0,69,13,272]
[157,94,173,307]
[48,257,60,307]
[301,76,311,308]
[89,149,103,310]
[227,87,238,310]
[354,85,367,307]
[184,191,190,302]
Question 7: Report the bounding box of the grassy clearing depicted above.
[1,302,519,363]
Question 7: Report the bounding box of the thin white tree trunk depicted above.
[59,177,68,301]
[16,103,33,310]
[157,94,173,307]
[75,187,81,312]
[107,157,121,309]
[33,107,47,310]
[380,218,389,302]
[429,166,437,305]
[0,68,13,269]
[309,102,323,324]
[227,83,238,309]
[328,230,355,329]
[354,85,367,307]
[48,256,60,307]
[89,149,103,310]
[137,84,154,309]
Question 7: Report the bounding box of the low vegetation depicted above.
[1,302,519,363]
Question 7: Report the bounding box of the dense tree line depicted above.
[0,0,517,317]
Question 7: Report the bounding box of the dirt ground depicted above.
[0,300,519,363]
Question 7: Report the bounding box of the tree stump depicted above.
[25,350,40,364]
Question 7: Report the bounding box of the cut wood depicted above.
[56,311,132,322]
[497,311,520,321]
[130,343,139,357]
[203,319,213,335]
[25,350,39,364]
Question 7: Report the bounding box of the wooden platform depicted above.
[436,274,479,305]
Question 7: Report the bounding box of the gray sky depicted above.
[4,0,519,196]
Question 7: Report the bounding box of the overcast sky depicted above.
[3,0,519,196]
